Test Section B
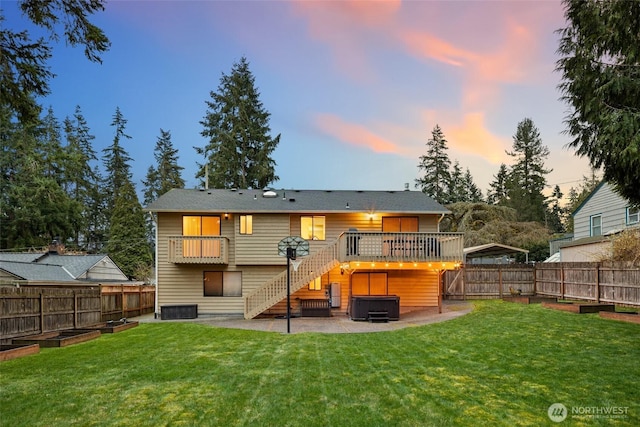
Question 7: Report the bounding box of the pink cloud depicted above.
[314,113,402,154]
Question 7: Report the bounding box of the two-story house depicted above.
[558,181,639,262]
[145,188,464,320]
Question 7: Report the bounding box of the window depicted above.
[351,272,388,296]
[183,216,221,257]
[240,215,253,234]
[590,215,602,236]
[204,271,242,297]
[627,206,640,225]
[382,216,419,232]
[309,277,322,291]
[301,216,325,240]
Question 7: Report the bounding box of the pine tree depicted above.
[463,168,483,202]
[557,0,640,205]
[143,129,185,205]
[447,161,466,204]
[63,105,101,249]
[546,185,565,234]
[415,124,451,204]
[198,56,280,189]
[487,163,509,205]
[102,107,133,221]
[105,181,152,280]
[505,118,551,222]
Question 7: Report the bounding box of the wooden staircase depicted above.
[244,240,340,319]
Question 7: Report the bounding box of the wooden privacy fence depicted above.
[444,262,640,306]
[1,285,156,341]
[535,262,640,306]
[101,285,155,321]
[444,264,535,300]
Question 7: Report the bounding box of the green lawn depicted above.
[1,301,638,426]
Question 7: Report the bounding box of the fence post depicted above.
[498,266,503,298]
[74,291,78,328]
[560,264,565,300]
[595,264,600,303]
[39,292,45,334]
[462,269,466,300]
[121,285,125,319]
[533,264,537,295]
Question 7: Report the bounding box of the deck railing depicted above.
[338,231,464,263]
[167,236,229,264]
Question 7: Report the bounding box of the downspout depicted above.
[150,212,159,318]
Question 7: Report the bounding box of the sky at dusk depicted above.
[4,0,593,200]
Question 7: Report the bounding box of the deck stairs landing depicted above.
[244,240,340,319]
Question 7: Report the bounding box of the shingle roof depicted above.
[145,189,449,214]
[0,261,76,282]
[39,254,106,278]
[0,253,43,263]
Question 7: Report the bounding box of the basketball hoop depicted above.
[290,258,303,272]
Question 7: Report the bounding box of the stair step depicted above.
[368,311,389,323]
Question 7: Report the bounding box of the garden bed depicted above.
[0,344,40,362]
[12,330,101,348]
[87,320,139,334]
[542,301,615,314]
[599,311,640,324]
[502,296,557,304]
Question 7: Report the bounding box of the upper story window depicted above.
[627,206,639,225]
[240,215,253,235]
[590,214,602,237]
[183,216,221,257]
[301,216,325,240]
[382,216,418,232]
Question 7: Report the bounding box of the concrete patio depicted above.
[133,300,473,334]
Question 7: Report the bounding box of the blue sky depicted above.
[4,0,592,198]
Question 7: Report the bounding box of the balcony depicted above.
[338,231,464,263]
[167,236,229,264]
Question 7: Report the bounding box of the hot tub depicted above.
[350,295,400,321]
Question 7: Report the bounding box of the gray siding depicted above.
[574,183,631,239]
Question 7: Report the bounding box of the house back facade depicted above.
[146,188,464,319]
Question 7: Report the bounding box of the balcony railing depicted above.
[338,232,464,263]
[167,236,229,264]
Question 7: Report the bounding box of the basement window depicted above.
[627,207,639,225]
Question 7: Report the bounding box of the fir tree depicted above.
[102,107,133,221]
[415,124,451,204]
[505,118,551,223]
[487,163,509,205]
[198,56,280,189]
[447,161,465,204]
[143,129,185,205]
[105,181,152,280]
[463,167,483,202]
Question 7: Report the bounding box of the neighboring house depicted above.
[0,242,129,284]
[145,188,464,319]
[557,182,639,262]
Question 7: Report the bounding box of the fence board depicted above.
[1,284,156,341]
[445,262,640,307]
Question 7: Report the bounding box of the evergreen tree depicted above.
[105,181,152,280]
[63,105,102,249]
[0,107,79,248]
[102,107,133,221]
[415,124,451,204]
[447,161,466,204]
[463,167,483,203]
[0,1,109,121]
[487,163,509,205]
[143,129,185,205]
[557,0,640,205]
[505,118,551,222]
[546,185,565,234]
[198,56,280,189]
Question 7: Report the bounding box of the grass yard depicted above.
[1,300,638,426]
